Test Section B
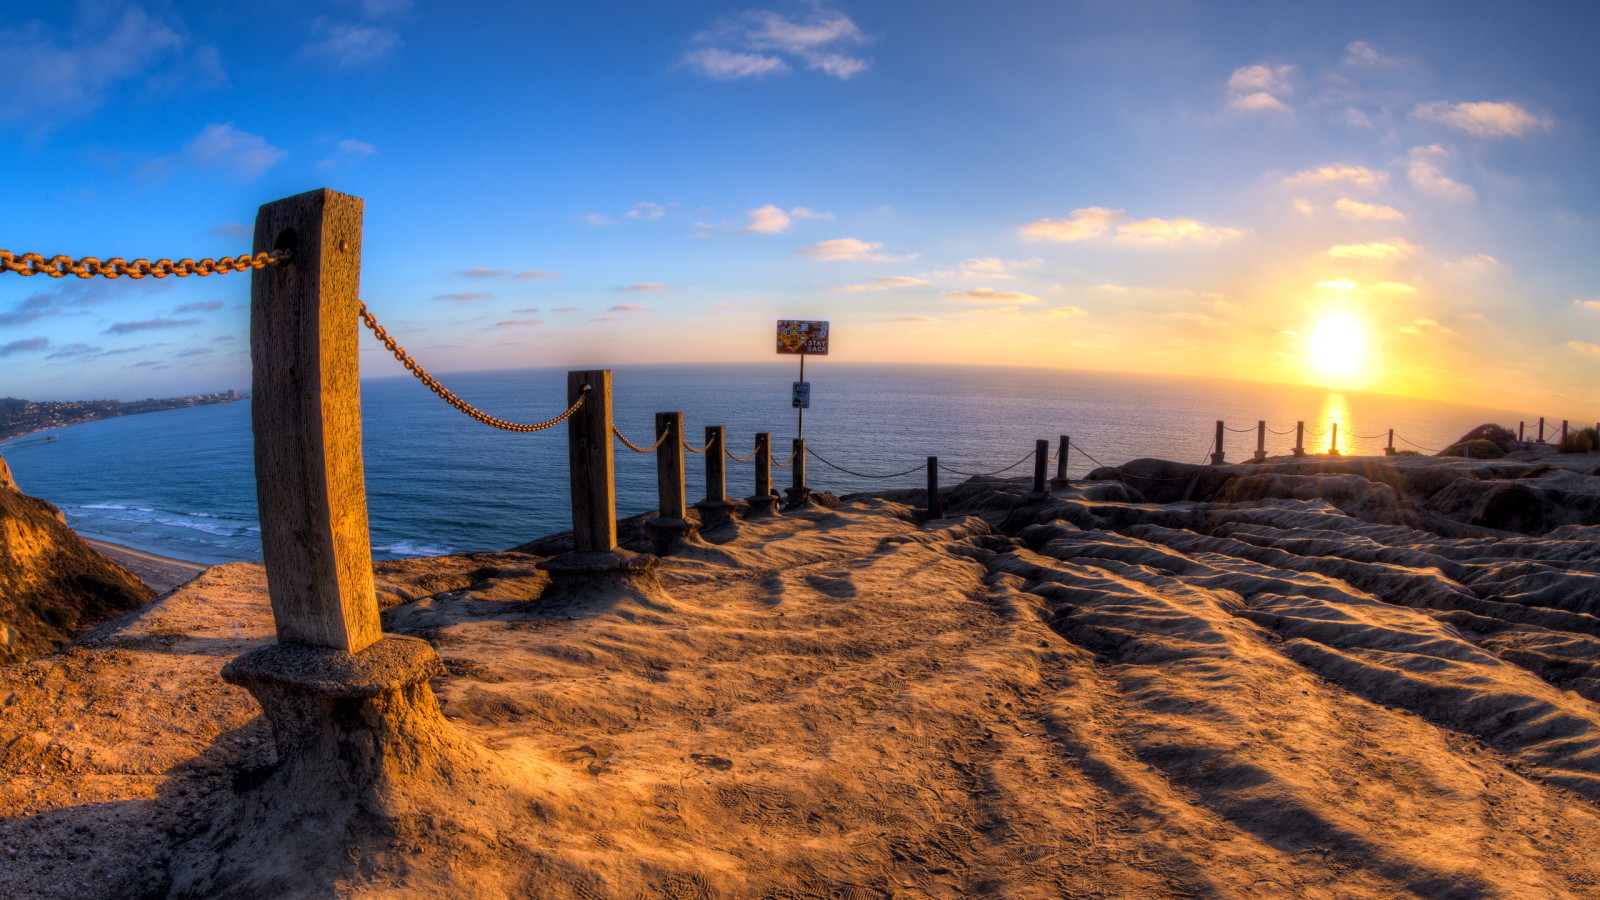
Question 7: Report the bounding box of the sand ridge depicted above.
[1,466,1600,897]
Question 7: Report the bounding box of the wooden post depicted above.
[926,456,941,518]
[1329,422,1340,456]
[1211,420,1226,465]
[567,370,616,553]
[1050,435,1070,489]
[1562,420,1569,445]
[250,188,380,654]
[754,432,772,498]
[1032,439,1049,494]
[655,412,686,519]
[1254,420,1266,462]
[1519,421,1525,442]
[792,438,807,492]
[1385,428,1396,456]
[1293,421,1305,457]
[1538,417,1546,443]
[703,426,726,503]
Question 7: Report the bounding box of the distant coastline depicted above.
[0,391,246,444]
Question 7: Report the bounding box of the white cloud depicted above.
[0,2,184,122]
[1444,253,1503,274]
[1020,208,1242,246]
[317,137,376,170]
[1324,239,1417,261]
[1018,207,1123,242]
[746,204,791,234]
[184,123,286,179]
[608,304,650,312]
[1227,92,1290,116]
[1413,100,1552,138]
[684,6,869,81]
[616,283,666,292]
[1223,63,1294,116]
[1567,341,1600,357]
[1035,306,1086,318]
[627,202,667,221]
[884,316,938,323]
[1281,165,1387,191]
[798,238,891,261]
[1342,41,1397,68]
[834,276,930,292]
[944,288,1042,305]
[1115,217,1244,245]
[1400,318,1456,337]
[1334,198,1405,222]
[303,19,401,68]
[1574,299,1600,311]
[1406,145,1474,201]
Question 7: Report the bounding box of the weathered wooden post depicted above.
[646,412,699,553]
[694,425,743,530]
[1031,439,1049,496]
[1519,421,1526,442]
[1253,420,1267,462]
[1211,420,1226,465]
[539,369,662,596]
[1329,423,1340,456]
[745,432,778,516]
[1049,435,1071,489]
[1538,417,1546,443]
[784,437,812,508]
[1562,420,1569,445]
[1385,428,1396,456]
[926,456,943,519]
[1293,421,1306,457]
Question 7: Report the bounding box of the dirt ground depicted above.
[3,468,1600,898]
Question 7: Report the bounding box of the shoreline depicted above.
[84,537,212,595]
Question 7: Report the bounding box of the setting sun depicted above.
[1305,312,1373,387]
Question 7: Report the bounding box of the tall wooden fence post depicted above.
[1562,420,1569,445]
[1385,428,1396,456]
[1254,420,1267,462]
[646,411,697,554]
[1329,423,1340,456]
[926,456,942,519]
[703,426,726,504]
[1211,420,1226,465]
[1294,421,1305,457]
[1050,435,1071,489]
[1538,417,1546,443]
[566,370,616,553]
[250,188,380,653]
[746,432,777,516]
[1519,421,1526,442]
[1031,439,1049,496]
[785,438,811,508]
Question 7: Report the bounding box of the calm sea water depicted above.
[2,363,1541,564]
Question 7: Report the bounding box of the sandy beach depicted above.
[82,538,210,595]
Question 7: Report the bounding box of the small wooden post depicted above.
[567,370,616,553]
[1329,422,1340,456]
[250,188,380,654]
[1211,420,1226,465]
[1254,420,1266,462]
[1050,435,1071,489]
[784,437,811,507]
[703,426,726,503]
[1032,439,1049,494]
[754,433,772,497]
[926,456,942,518]
[1293,421,1305,457]
[655,412,686,520]
[1385,428,1396,456]
[1562,420,1569,445]
[1538,417,1546,443]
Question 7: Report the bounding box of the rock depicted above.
[1439,439,1507,459]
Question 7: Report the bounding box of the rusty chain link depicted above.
[359,303,586,432]
[613,424,670,453]
[0,248,290,278]
[724,443,758,462]
[682,433,716,454]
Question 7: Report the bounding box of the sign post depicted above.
[776,319,829,441]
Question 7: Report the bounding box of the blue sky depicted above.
[2,0,1597,417]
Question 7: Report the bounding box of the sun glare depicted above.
[1303,312,1374,387]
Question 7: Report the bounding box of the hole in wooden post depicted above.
[273,228,299,256]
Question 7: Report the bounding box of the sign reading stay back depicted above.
[776,319,830,355]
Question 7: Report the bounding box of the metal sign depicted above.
[792,381,811,409]
[776,319,829,355]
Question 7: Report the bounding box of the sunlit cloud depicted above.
[1035,306,1087,318]
[884,316,938,323]
[1281,165,1387,190]
[1019,208,1241,245]
[1406,144,1474,201]
[1567,341,1600,357]
[1413,100,1552,138]
[317,137,376,171]
[834,276,930,292]
[460,267,559,280]
[607,304,649,312]
[1334,198,1405,222]
[1324,239,1417,260]
[798,238,893,261]
[1224,63,1294,116]
[615,283,667,292]
[1445,253,1503,274]
[181,123,286,180]
[963,305,1022,316]
[434,292,493,302]
[1574,299,1600,311]
[944,288,1041,305]
[1227,92,1290,115]
[684,5,870,81]
[627,202,666,221]
[743,204,831,234]
[1400,318,1456,336]
[1342,41,1398,68]
[103,317,200,334]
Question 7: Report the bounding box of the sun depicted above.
[1303,311,1376,387]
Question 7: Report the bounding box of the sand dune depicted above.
[2,456,1600,897]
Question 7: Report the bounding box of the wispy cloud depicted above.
[944,288,1042,305]
[317,137,377,171]
[1405,145,1474,201]
[1020,208,1243,245]
[303,19,401,68]
[459,267,559,280]
[0,337,49,357]
[1413,100,1552,138]
[683,5,870,81]
[0,2,187,123]
[1574,299,1600,312]
[1334,198,1405,222]
[1567,341,1600,357]
[182,123,286,179]
[1324,239,1417,261]
[104,317,200,334]
[884,316,938,323]
[583,202,676,226]
[1281,165,1387,191]
[834,276,930,292]
[45,342,102,359]
[1224,63,1294,117]
[1342,41,1398,68]
[615,283,666,292]
[434,292,493,302]
[798,238,893,262]
[1400,318,1456,337]
[607,304,649,312]
[743,204,831,234]
[174,300,223,312]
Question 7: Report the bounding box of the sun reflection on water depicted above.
[1316,393,1349,455]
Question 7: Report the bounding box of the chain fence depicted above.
[613,424,670,454]
[805,445,927,480]
[0,248,290,278]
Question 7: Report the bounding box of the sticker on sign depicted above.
[776,320,829,355]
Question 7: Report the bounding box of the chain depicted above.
[806,445,926,479]
[1395,434,1439,452]
[682,434,715,454]
[359,303,585,431]
[613,424,670,453]
[0,248,290,278]
[772,446,797,468]
[938,449,1035,478]
[724,443,758,462]
[1223,424,1259,433]
[1267,425,1296,435]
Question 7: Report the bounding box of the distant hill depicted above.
[0,391,244,442]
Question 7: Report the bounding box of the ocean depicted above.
[0,362,1547,564]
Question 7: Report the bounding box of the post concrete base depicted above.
[1048,477,1071,490]
[1210,452,1227,465]
[536,548,665,610]
[1252,450,1267,462]
[644,515,701,556]
[694,498,746,531]
[1384,447,1396,456]
[783,487,814,510]
[1292,448,1306,457]
[743,493,780,518]
[170,635,526,899]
